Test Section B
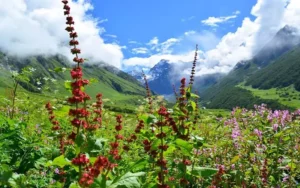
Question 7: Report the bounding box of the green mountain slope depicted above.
[245,45,300,91]
[0,52,146,112]
[201,26,300,110]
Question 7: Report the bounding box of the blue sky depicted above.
[91,0,256,60]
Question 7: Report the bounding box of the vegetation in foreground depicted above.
[0,1,299,188]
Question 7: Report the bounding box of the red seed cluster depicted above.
[109,115,124,160]
[79,156,117,187]
[142,70,153,113]
[72,154,90,166]
[45,102,61,130]
[134,120,145,133]
[211,165,225,187]
[189,44,198,86]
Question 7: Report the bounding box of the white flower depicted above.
[11,70,19,77]
[29,67,36,72]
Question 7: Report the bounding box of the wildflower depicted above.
[54,168,60,174]
[253,129,263,140]
[189,44,198,86]
[272,123,279,131]
[72,154,89,166]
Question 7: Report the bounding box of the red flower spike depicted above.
[71,48,81,54]
[115,125,122,131]
[63,5,70,11]
[69,40,79,46]
[115,134,124,140]
[65,26,74,32]
[73,57,84,63]
[72,154,90,166]
[52,125,60,130]
[110,142,119,149]
[183,159,192,166]
[158,106,168,116]
[70,32,78,38]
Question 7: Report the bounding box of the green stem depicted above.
[11,80,19,119]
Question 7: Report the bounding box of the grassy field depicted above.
[238,83,300,109]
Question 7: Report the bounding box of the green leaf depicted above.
[108,172,145,188]
[128,159,148,172]
[231,155,240,163]
[64,81,72,91]
[75,132,86,147]
[34,157,48,168]
[188,101,197,112]
[288,162,296,170]
[91,175,107,188]
[188,167,218,177]
[175,139,193,156]
[151,139,161,151]
[0,165,13,182]
[49,155,71,168]
[89,78,99,84]
[190,93,200,99]
[69,182,81,188]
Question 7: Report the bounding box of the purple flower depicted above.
[254,129,262,140]
[54,168,60,174]
[273,124,279,131]
[282,175,289,182]
[231,164,235,170]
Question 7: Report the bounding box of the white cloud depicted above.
[181,16,195,22]
[128,40,139,44]
[99,18,108,24]
[124,0,300,77]
[147,37,159,46]
[201,11,240,27]
[123,51,199,68]
[145,37,181,54]
[132,47,149,54]
[124,31,219,67]
[0,0,123,68]
[105,34,117,38]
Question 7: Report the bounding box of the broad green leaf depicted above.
[64,80,72,91]
[69,182,81,188]
[91,175,107,188]
[190,93,200,98]
[108,172,145,188]
[128,158,148,172]
[89,78,99,84]
[75,132,86,147]
[188,167,218,177]
[50,155,71,168]
[175,139,193,156]
[231,156,240,163]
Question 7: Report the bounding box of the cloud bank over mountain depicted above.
[124,0,300,77]
[0,0,300,74]
[0,0,123,68]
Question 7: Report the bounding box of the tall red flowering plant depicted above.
[44,1,137,187]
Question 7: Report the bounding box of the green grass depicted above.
[238,83,300,109]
